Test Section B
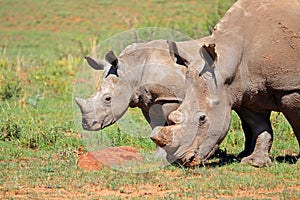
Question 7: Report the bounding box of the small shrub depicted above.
[0,60,23,100]
[0,118,21,141]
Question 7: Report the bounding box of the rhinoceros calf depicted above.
[151,0,300,167]
[75,38,206,132]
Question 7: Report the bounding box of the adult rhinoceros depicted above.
[75,38,206,132]
[150,0,300,167]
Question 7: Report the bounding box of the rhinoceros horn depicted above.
[75,97,87,111]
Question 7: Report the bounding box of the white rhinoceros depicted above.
[150,0,300,167]
[75,38,206,132]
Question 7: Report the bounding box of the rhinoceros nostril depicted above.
[82,118,87,124]
[82,118,89,128]
[199,115,206,121]
[92,121,98,126]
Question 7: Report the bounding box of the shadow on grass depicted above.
[202,148,241,168]
[274,155,299,164]
[172,149,300,169]
[171,149,241,169]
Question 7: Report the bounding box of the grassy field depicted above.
[0,0,299,199]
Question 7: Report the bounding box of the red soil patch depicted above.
[78,146,142,171]
[72,16,82,23]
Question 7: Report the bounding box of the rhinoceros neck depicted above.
[120,40,187,110]
[212,0,300,109]
[208,0,260,108]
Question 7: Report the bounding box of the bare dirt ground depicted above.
[3,182,300,199]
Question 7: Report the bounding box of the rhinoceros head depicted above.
[150,42,232,166]
[75,50,132,131]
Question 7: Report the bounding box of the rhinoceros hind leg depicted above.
[282,108,300,163]
[280,92,300,162]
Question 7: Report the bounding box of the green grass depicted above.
[0,0,299,199]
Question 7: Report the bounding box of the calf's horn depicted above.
[75,97,87,111]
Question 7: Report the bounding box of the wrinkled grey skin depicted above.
[151,0,300,167]
[75,38,207,133]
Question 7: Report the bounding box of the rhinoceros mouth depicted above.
[82,118,115,131]
[82,121,102,131]
[182,154,200,167]
[181,143,220,167]
[102,117,116,129]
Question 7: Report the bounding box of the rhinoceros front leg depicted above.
[236,116,254,158]
[236,108,273,167]
[141,108,167,158]
[142,102,180,128]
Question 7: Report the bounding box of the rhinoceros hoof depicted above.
[241,154,273,167]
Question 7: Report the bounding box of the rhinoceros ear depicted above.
[200,43,217,67]
[105,50,118,67]
[84,56,106,70]
[167,40,189,67]
[104,50,119,78]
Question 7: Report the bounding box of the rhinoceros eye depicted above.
[199,115,206,121]
[105,96,111,102]
[198,114,206,125]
